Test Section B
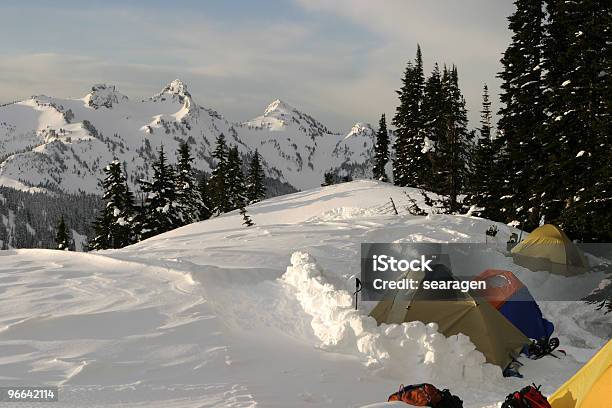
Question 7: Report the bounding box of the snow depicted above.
[0,83,382,194]
[0,181,608,407]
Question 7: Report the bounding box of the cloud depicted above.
[0,1,514,131]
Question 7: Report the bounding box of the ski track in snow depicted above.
[0,181,609,407]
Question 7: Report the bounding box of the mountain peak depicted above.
[263,99,296,117]
[151,79,192,103]
[84,84,128,109]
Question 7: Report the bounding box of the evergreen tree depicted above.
[392,45,426,187]
[55,216,72,250]
[497,0,547,229]
[246,149,266,204]
[90,160,135,250]
[322,172,335,186]
[197,174,212,221]
[240,206,255,227]
[209,134,230,214]
[540,0,611,241]
[434,66,472,213]
[226,145,246,210]
[175,141,200,225]
[373,113,390,182]
[465,85,502,219]
[137,145,181,240]
[421,63,446,188]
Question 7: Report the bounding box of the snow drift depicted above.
[282,251,501,383]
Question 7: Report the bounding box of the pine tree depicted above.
[421,63,446,188]
[197,174,212,221]
[209,134,230,214]
[393,45,426,187]
[540,0,611,241]
[226,145,246,211]
[322,172,335,186]
[240,206,255,227]
[90,160,135,250]
[373,114,390,182]
[175,141,200,225]
[497,0,547,229]
[55,216,72,250]
[246,149,266,204]
[137,145,181,240]
[434,66,472,213]
[465,85,502,219]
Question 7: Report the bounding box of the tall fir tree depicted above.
[372,113,390,182]
[421,63,446,189]
[209,133,230,214]
[226,145,247,211]
[55,216,72,251]
[392,45,426,187]
[465,85,502,219]
[540,0,611,241]
[497,0,547,230]
[137,145,181,240]
[246,149,266,204]
[90,160,136,250]
[175,141,200,225]
[197,174,212,221]
[434,66,472,213]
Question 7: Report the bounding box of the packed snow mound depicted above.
[84,84,128,109]
[282,251,502,383]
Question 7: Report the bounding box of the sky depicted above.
[0,0,515,131]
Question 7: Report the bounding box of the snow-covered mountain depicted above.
[0,80,390,195]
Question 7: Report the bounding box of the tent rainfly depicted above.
[549,340,612,408]
[511,224,589,276]
[369,264,529,369]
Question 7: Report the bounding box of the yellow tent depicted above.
[549,340,612,408]
[511,224,589,276]
[369,265,529,369]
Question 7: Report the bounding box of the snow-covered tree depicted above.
[226,145,246,211]
[55,216,72,251]
[540,0,611,241]
[421,63,445,187]
[246,149,266,204]
[137,146,181,240]
[90,160,135,250]
[321,172,335,186]
[497,0,547,229]
[240,206,255,227]
[433,66,472,213]
[465,85,503,219]
[393,45,426,188]
[197,174,212,221]
[209,134,230,214]
[175,141,200,225]
[373,114,390,182]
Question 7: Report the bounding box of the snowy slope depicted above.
[0,81,390,194]
[0,181,608,407]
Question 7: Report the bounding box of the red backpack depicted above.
[388,383,442,406]
[388,383,463,407]
[501,384,552,408]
